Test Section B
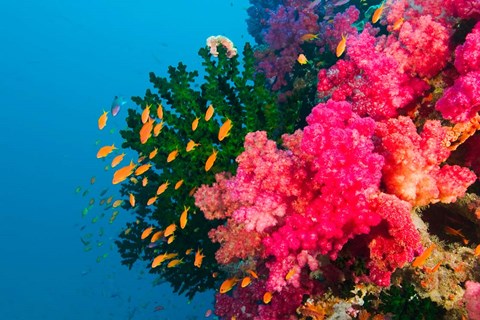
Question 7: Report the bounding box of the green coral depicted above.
[115,43,282,299]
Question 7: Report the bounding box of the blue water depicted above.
[0,1,251,319]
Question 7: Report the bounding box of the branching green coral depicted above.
[115,43,281,299]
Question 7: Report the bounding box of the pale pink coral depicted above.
[375,117,476,206]
[464,281,480,320]
[206,35,238,58]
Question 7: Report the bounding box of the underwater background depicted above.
[0,0,250,319]
[2,0,480,319]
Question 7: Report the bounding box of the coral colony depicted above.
[91,0,480,318]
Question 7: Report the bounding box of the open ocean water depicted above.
[0,1,251,319]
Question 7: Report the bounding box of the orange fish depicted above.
[205,149,218,171]
[147,196,157,206]
[111,153,126,168]
[156,181,169,195]
[129,193,135,207]
[167,149,179,162]
[149,148,158,159]
[106,195,113,204]
[174,179,184,190]
[336,34,347,57]
[426,260,443,273]
[247,270,259,279]
[285,268,296,281]
[180,206,189,229]
[137,155,146,163]
[186,140,200,152]
[141,104,151,124]
[263,292,273,304]
[153,121,163,137]
[167,259,183,268]
[157,103,163,119]
[300,33,318,42]
[167,234,175,244]
[142,176,148,187]
[392,17,404,31]
[151,230,164,243]
[189,187,197,196]
[241,276,251,288]
[474,244,480,257]
[412,244,435,267]
[135,163,151,176]
[140,118,154,144]
[297,53,308,65]
[205,104,214,121]
[219,277,238,294]
[97,144,117,158]
[218,118,233,141]
[164,223,176,237]
[112,160,136,184]
[194,249,205,268]
[372,2,385,23]
[141,226,155,240]
[152,253,171,268]
[98,110,108,130]
[112,199,123,208]
[192,117,200,131]
[130,176,139,184]
[185,248,193,255]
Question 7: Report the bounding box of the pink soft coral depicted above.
[464,281,480,320]
[375,117,476,206]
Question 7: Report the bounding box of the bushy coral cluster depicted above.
[464,281,480,320]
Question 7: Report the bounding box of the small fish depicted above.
[205,149,218,171]
[164,223,176,237]
[285,268,296,280]
[194,248,205,268]
[297,53,308,65]
[167,259,183,268]
[141,226,155,240]
[140,118,154,144]
[142,176,148,187]
[241,276,251,288]
[141,104,151,124]
[218,118,233,141]
[474,244,480,257]
[152,253,169,268]
[113,160,136,184]
[192,117,200,131]
[89,198,95,206]
[151,231,164,243]
[425,260,443,273]
[130,176,139,184]
[372,2,385,23]
[147,196,157,206]
[167,235,175,244]
[205,104,214,121]
[186,140,200,152]
[153,121,163,137]
[106,196,113,204]
[149,148,158,159]
[156,181,169,195]
[157,103,163,119]
[247,270,259,279]
[392,17,404,31]
[90,176,96,185]
[154,305,164,312]
[98,110,108,130]
[263,292,273,304]
[205,309,212,317]
[219,277,238,294]
[112,199,123,208]
[135,163,151,176]
[167,149,179,162]
[174,179,184,190]
[336,34,347,57]
[111,96,126,117]
[180,206,189,229]
[109,211,119,224]
[185,248,193,255]
[97,144,117,158]
[299,33,318,42]
[412,244,435,267]
[111,153,125,168]
[125,228,132,235]
[75,186,82,193]
[129,193,135,207]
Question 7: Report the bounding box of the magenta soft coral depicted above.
[317,27,429,120]
[375,116,477,206]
